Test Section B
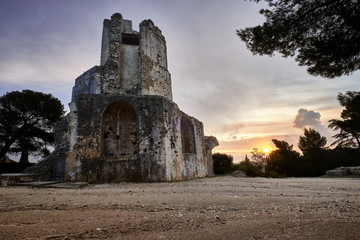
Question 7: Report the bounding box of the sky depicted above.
[0,0,358,162]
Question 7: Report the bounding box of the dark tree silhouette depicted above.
[237,0,360,78]
[329,91,360,149]
[213,153,233,174]
[267,139,300,177]
[298,128,327,155]
[0,90,64,163]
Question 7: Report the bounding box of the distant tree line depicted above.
[213,91,360,177]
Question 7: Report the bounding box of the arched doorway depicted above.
[101,101,137,159]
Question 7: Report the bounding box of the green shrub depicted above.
[213,153,234,174]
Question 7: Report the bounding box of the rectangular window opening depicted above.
[122,34,139,46]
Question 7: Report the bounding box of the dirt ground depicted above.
[0,176,359,240]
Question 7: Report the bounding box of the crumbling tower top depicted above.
[72,13,172,101]
[100,13,138,65]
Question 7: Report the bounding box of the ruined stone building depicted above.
[59,13,218,182]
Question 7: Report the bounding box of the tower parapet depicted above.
[72,13,172,101]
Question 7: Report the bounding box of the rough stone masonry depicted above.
[55,13,218,183]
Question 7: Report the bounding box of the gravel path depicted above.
[0,176,359,239]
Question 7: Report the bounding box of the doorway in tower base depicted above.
[101,101,138,160]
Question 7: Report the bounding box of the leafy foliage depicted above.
[213,153,234,174]
[329,91,360,149]
[266,139,301,177]
[237,155,262,177]
[250,148,268,175]
[298,128,327,155]
[250,148,267,163]
[237,0,360,78]
[0,90,64,163]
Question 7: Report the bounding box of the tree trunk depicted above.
[0,138,16,161]
[354,133,360,149]
[19,150,29,164]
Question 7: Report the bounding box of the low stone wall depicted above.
[326,166,360,176]
[0,173,40,186]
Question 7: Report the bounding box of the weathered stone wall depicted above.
[101,14,123,93]
[65,94,216,183]
[139,20,172,100]
[100,13,135,66]
[204,136,218,177]
[119,45,140,93]
[72,13,172,101]
[100,18,111,66]
[72,67,102,100]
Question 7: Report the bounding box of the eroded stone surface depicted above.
[72,14,172,101]
[326,166,360,176]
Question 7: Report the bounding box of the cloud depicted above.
[293,108,336,147]
[217,121,294,136]
[293,108,323,129]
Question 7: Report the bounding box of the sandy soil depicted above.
[0,176,359,240]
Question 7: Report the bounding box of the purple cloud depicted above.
[293,108,322,129]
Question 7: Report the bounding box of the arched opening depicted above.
[101,101,137,159]
[181,116,196,153]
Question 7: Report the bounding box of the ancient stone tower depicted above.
[65,13,218,182]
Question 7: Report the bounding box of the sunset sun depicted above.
[263,149,273,153]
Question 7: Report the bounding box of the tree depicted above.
[267,139,300,177]
[250,148,268,174]
[213,153,234,174]
[0,90,64,163]
[329,91,360,149]
[237,0,360,78]
[238,154,262,177]
[298,128,327,155]
[297,128,329,176]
